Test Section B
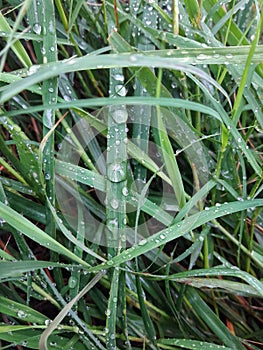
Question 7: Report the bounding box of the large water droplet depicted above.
[122,187,129,196]
[114,74,124,82]
[111,108,128,123]
[110,199,119,209]
[107,161,126,182]
[138,239,147,246]
[33,23,41,35]
[17,310,26,318]
[105,309,111,316]
[68,276,77,289]
[115,84,127,96]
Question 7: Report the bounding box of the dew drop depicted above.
[122,187,129,196]
[110,199,119,209]
[68,276,77,289]
[115,84,127,96]
[105,308,111,316]
[33,23,41,35]
[17,310,26,318]
[138,239,147,246]
[107,162,126,182]
[197,54,207,60]
[111,108,128,123]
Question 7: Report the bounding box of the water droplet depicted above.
[110,199,119,209]
[130,54,138,62]
[197,54,207,60]
[122,187,129,196]
[111,108,128,123]
[33,23,41,35]
[105,308,111,316]
[68,276,77,289]
[138,239,147,246]
[115,84,127,96]
[17,310,26,318]
[28,65,40,76]
[114,74,124,82]
[107,162,126,182]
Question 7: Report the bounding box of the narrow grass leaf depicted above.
[39,271,105,350]
[0,201,90,267]
[86,199,263,273]
[0,261,78,280]
[158,338,232,349]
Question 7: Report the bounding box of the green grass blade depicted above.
[158,338,232,349]
[39,271,105,350]
[86,199,263,273]
[0,201,90,267]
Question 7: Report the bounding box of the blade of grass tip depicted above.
[39,270,105,350]
[0,261,74,280]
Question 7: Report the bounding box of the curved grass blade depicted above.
[0,52,232,105]
[86,199,263,273]
[0,261,78,280]
[0,201,90,267]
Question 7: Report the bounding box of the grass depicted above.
[0,0,262,349]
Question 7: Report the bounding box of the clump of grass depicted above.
[0,1,262,349]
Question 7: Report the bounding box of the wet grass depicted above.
[0,0,262,349]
